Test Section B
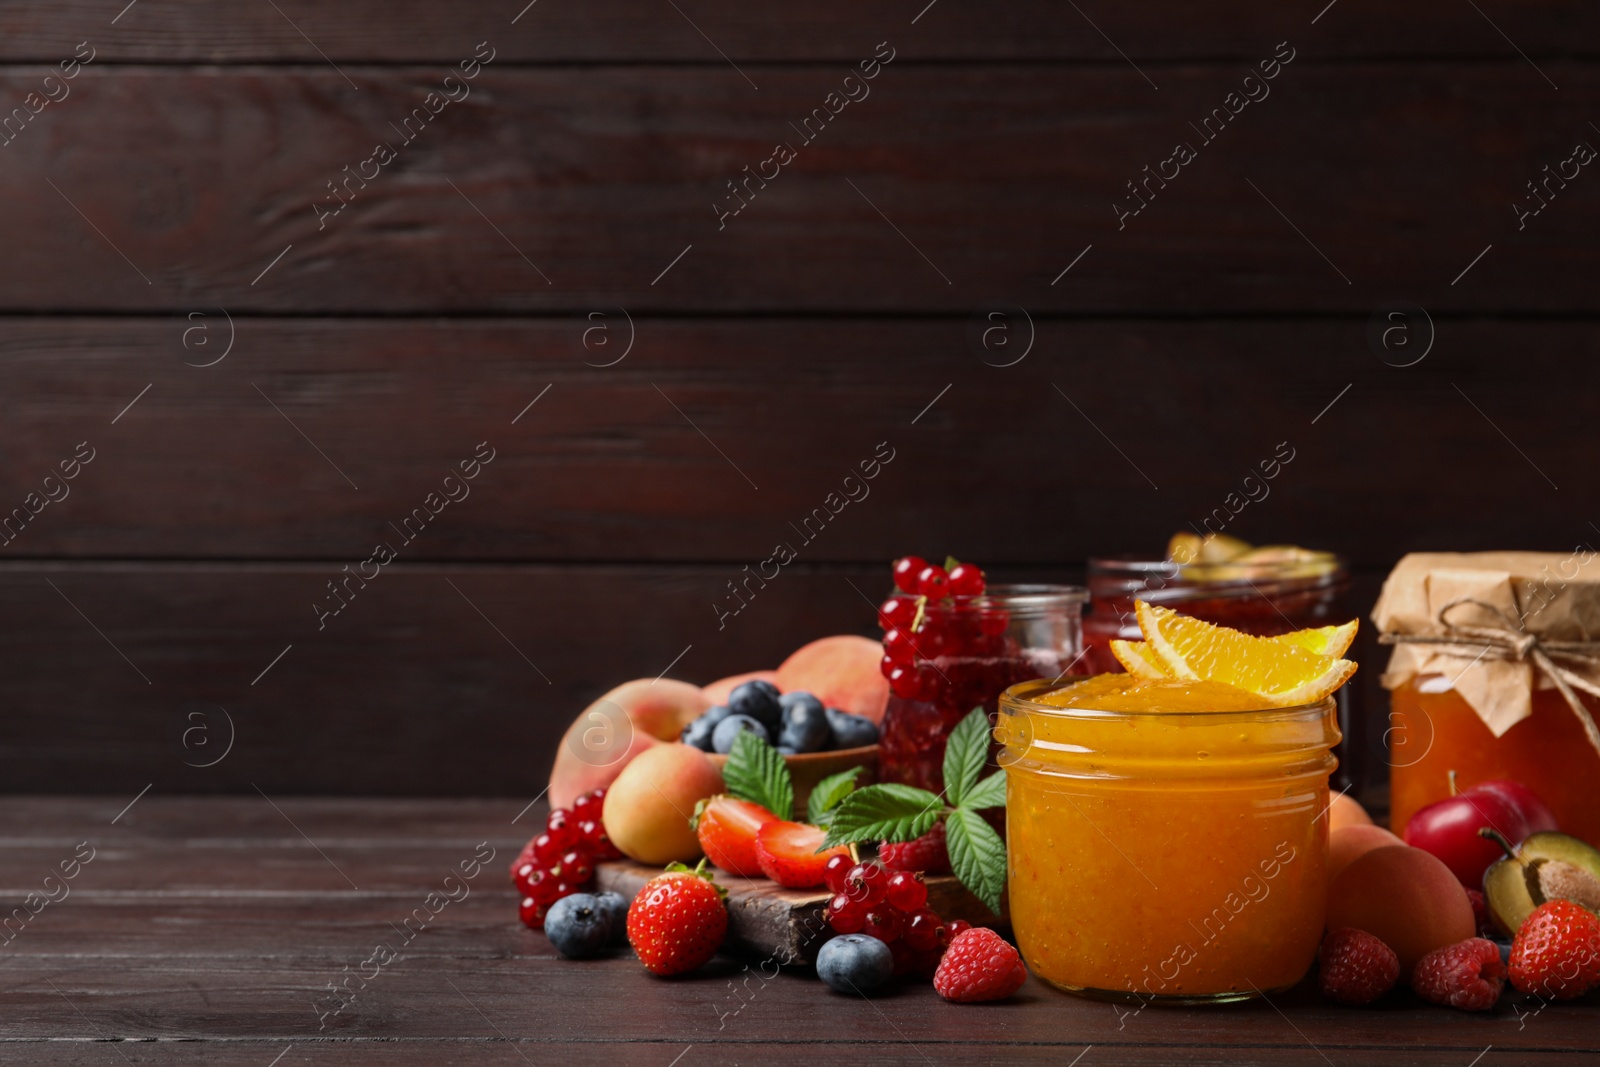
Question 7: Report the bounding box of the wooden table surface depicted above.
[1,796,1593,1066]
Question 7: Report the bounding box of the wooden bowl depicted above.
[708,744,879,813]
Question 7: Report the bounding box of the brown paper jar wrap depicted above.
[1371,551,1600,757]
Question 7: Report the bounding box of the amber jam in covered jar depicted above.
[1376,551,1600,844]
[999,676,1339,1004]
[878,585,1085,793]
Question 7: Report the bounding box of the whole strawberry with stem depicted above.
[626,861,727,976]
[1509,900,1600,1000]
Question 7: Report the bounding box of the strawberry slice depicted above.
[754,820,850,889]
[694,796,779,878]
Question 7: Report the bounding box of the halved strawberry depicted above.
[754,820,850,889]
[694,795,778,877]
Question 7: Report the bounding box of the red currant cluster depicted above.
[510,788,621,930]
[822,855,972,977]
[877,555,1005,701]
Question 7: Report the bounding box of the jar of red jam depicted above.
[1084,550,1358,788]
[877,584,1086,792]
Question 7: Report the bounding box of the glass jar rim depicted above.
[1088,551,1346,583]
[907,583,1087,614]
[1000,676,1336,723]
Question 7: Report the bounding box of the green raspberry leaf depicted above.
[944,556,963,573]
[960,768,1007,811]
[806,766,864,828]
[945,806,1007,915]
[942,707,991,808]
[819,783,944,850]
[722,730,793,822]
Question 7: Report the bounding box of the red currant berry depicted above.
[518,895,547,930]
[907,625,943,660]
[823,853,854,895]
[887,664,922,700]
[531,832,564,865]
[578,819,620,860]
[844,862,889,903]
[826,893,867,934]
[557,850,593,885]
[863,907,904,943]
[886,871,928,912]
[915,565,949,599]
[571,791,600,818]
[939,919,973,947]
[527,866,562,905]
[878,595,914,632]
[511,861,539,896]
[893,556,928,594]
[978,610,1010,638]
[545,810,580,850]
[889,938,917,975]
[947,562,986,597]
[880,653,899,680]
[551,880,577,903]
[882,627,917,665]
[509,841,537,885]
[904,908,943,951]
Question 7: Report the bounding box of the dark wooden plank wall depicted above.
[0,1,1591,794]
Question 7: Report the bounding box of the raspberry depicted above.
[1318,928,1399,1006]
[880,821,951,875]
[1509,900,1600,1000]
[1411,938,1506,1011]
[933,927,1028,1003]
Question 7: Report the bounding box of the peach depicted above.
[602,743,725,865]
[1329,824,1404,882]
[1329,792,1373,832]
[775,635,889,723]
[547,678,710,809]
[1327,845,1475,972]
[702,670,778,706]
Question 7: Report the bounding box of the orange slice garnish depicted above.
[1136,600,1356,707]
[1109,639,1173,679]
[1276,620,1358,659]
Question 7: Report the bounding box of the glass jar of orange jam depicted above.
[1388,676,1600,845]
[998,676,1339,1003]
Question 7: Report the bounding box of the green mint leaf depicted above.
[945,807,1007,914]
[960,768,1007,811]
[820,783,943,850]
[722,730,793,821]
[806,766,864,827]
[942,707,991,808]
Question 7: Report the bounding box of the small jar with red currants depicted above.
[876,557,1086,793]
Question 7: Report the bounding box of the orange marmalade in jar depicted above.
[1374,552,1600,844]
[998,675,1339,1003]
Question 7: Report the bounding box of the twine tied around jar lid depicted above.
[1379,597,1600,758]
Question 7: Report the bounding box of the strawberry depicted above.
[754,821,851,889]
[693,795,778,878]
[1411,937,1506,1011]
[625,861,728,976]
[880,820,951,874]
[1508,900,1600,1000]
[933,927,1028,1003]
[1318,928,1399,1006]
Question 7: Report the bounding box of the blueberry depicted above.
[779,701,832,753]
[779,691,825,718]
[729,681,783,729]
[816,933,894,994]
[680,716,716,751]
[593,891,629,945]
[544,893,614,959]
[825,708,880,748]
[702,704,734,727]
[777,744,798,755]
[712,713,769,754]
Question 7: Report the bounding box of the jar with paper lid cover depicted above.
[1375,550,1600,845]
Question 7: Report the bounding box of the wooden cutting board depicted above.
[595,859,1003,965]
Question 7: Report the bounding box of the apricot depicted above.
[702,670,778,706]
[775,635,889,724]
[602,743,725,865]
[1326,845,1475,972]
[1328,792,1374,832]
[1329,824,1404,882]
[547,678,710,809]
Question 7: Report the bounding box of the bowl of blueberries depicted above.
[683,680,880,802]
